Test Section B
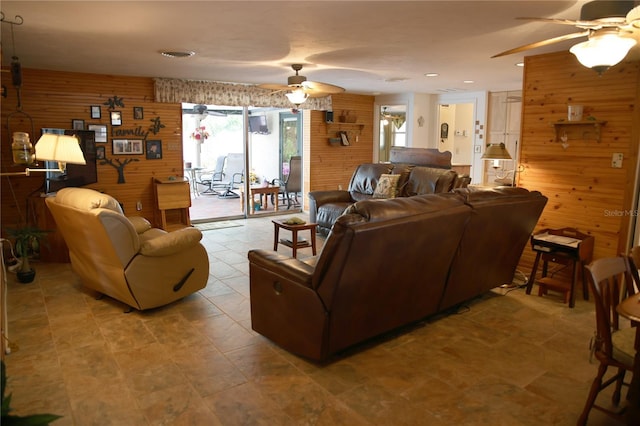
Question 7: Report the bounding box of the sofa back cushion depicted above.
[313,194,471,355]
[348,163,394,201]
[439,187,548,310]
[402,167,457,196]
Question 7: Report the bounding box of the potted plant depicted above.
[5,225,50,284]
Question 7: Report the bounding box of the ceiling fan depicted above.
[492,0,640,74]
[191,104,226,117]
[258,64,345,106]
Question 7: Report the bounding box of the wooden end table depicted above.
[272,220,318,258]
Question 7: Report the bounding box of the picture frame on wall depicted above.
[146,140,162,159]
[90,105,101,119]
[87,124,107,143]
[112,139,143,155]
[72,119,85,130]
[110,111,122,126]
[133,106,144,120]
[96,146,105,160]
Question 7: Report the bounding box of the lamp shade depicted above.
[285,89,309,106]
[481,143,512,160]
[569,31,637,74]
[35,134,86,165]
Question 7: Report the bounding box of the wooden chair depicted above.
[579,256,637,425]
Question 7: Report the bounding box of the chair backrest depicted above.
[285,156,302,192]
[45,187,141,307]
[585,256,637,358]
[224,153,245,185]
[212,155,226,179]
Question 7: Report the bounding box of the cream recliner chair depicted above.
[46,187,209,311]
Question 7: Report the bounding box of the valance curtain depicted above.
[154,78,332,110]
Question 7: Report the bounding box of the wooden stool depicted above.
[272,220,318,258]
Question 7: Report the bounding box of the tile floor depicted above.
[2,213,627,425]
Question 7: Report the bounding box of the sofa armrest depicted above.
[139,227,203,257]
[308,190,353,224]
[248,249,315,286]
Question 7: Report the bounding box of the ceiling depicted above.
[1,1,638,97]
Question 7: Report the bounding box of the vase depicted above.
[17,268,36,284]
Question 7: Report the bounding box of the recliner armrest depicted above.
[307,190,353,224]
[248,249,315,287]
[127,216,152,234]
[308,190,353,206]
[139,227,203,257]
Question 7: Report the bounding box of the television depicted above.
[248,115,269,134]
[44,129,98,193]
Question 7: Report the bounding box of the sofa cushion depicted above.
[403,167,457,196]
[348,163,393,201]
[373,174,401,199]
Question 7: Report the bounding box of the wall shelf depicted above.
[326,122,364,146]
[553,120,606,143]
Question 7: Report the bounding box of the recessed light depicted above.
[424,73,439,77]
[515,62,524,67]
[160,50,195,58]
[384,77,408,82]
[463,80,474,84]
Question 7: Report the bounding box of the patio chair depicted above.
[218,153,245,199]
[199,155,227,195]
[271,156,302,209]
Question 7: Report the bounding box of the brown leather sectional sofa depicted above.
[249,186,547,362]
[308,162,468,235]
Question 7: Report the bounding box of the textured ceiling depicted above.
[2,1,637,96]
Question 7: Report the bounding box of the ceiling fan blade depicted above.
[302,80,345,94]
[516,17,610,29]
[491,30,589,58]
[258,83,290,91]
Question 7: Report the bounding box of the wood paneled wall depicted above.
[1,69,374,233]
[518,51,640,269]
[308,93,375,192]
[1,68,182,229]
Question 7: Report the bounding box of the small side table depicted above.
[525,227,594,308]
[273,220,318,258]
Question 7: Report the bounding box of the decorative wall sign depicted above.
[111,111,122,126]
[104,95,125,109]
[149,116,165,135]
[112,139,143,155]
[99,156,139,184]
[133,106,143,120]
[146,140,162,159]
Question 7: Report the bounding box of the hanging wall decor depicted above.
[100,156,139,184]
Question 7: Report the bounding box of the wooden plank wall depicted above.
[518,51,640,271]
[1,68,184,229]
[1,69,374,233]
[308,93,375,192]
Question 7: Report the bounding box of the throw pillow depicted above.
[373,174,401,199]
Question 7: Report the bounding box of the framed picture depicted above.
[87,124,107,143]
[146,140,162,159]
[72,119,85,130]
[110,111,122,126]
[112,139,143,155]
[90,105,101,119]
[96,146,106,160]
[133,106,144,120]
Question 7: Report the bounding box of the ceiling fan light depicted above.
[285,89,308,106]
[569,33,636,73]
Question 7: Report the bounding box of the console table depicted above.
[525,227,594,308]
[153,177,191,230]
